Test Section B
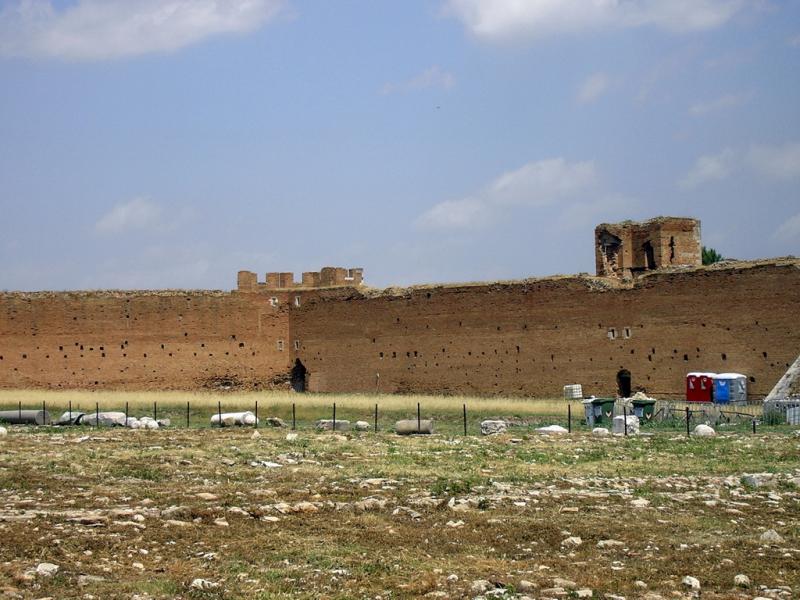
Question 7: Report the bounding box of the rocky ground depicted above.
[0,426,798,599]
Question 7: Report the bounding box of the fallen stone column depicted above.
[79,412,127,427]
[394,419,433,435]
[315,419,351,432]
[210,411,258,427]
[0,410,51,425]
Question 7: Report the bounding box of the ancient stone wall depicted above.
[1,261,797,399]
[0,290,293,390]
[292,261,800,399]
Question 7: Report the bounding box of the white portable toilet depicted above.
[714,373,747,404]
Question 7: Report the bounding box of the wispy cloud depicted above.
[748,142,800,181]
[679,141,800,189]
[443,0,751,42]
[0,0,285,61]
[381,66,456,95]
[576,72,610,104]
[774,213,800,242]
[689,91,753,116]
[95,198,163,235]
[679,148,736,188]
[416,158,597,229]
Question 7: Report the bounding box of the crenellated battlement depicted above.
[237,267,364,291]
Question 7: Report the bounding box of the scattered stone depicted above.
[518,580,536,592]
[78,575,106,586]
[612,415,640,435]
[286,433,298,441]
[132,562,144,571]
[196,492,218,501]
[354,421,370,431]
[734,574,751,587]
[316,419,351,432]
[576,589,593,599]
[537,425,568,435]
[682,576,700,590]
[445,520,464,528]
[35,563,59,578]
[264,417,287,428]
[742,473,775,488]
[251,430,261,439]
[395,419,434,435]
[540,587,567,597]
[561,536,583,547]
[592,427,609,436]
[471,580,492,594]
[213,518,229,527]
[446,574,459,583]
[553,577,577,589]
[0,426,7,437]
[481,420,508,435]
[597,539,624,549]
[760,529,784,544]
[190,578,219,590]
[634,580,648,589]
[692,424,716,437]
[631,498,650,509]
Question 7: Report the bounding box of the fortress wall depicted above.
[0,291,292,390]
[292,263,800,398]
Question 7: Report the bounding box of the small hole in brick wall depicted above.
[426,292,431,299]
[80,345,84,350]
[168,353,172,357]
[22,354,27,359]
[59,346,63,351]
[414,351,418,357]
[392,352,396,358]
[396,317,400,323]
[648,355,652,362]
[231,334,236,340]
[762,351,767,358]
[406,352,410,357]
[379,352,384,358]
[239,342,244,348]
[201,343,205,347]
[701,323,706,327]
[516,346,520,353]
[683,354,689,361]
[193,352,197,356]
[184,332,188,337]
[120,344,124,349]
[749,376,755,383]
[143,353,147,358]
[101,353,105,358]
[721,353,727,360]
[161,344,165,350]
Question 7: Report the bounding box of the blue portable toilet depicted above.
[714,373,747,404]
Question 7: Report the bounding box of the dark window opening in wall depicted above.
[291,359,307,392]
[294,340,301,351]
[22,354,27,359]
[623,327,632,339]
[617,369,632,397]
[607,328,617,340]
[294,296,301,307]
[683,354,689,361]
[721,353,727,360]
[277,340,284,351]
[643,241,656,270]
[379,352,384,358]
[239,342,245,348]
[669,236,676,262]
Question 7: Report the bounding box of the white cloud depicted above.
[0,0,284,61]
[576,72,610,104]
[95,198,163,234]
[774,213,800,242]
[443,0,749,42]
[689,91,752,116]
[381,66,456,95]
[416,158,597,229]
[679,148,736,189]
[747,142,800,181]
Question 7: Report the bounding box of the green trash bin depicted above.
[631,398,656,423]
[584,397,616,427]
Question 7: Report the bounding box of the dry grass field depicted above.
[0,397,798,599]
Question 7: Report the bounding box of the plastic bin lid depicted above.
[716,373,746,379]
[687,372,717,377]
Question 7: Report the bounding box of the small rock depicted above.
[196,492,218,501]
[597,539,623,549]
[692,424,715,437]
[445,520,464,528]
[537,425,568,435]
[561,536,583,547]
[35,563,59,578]
[682,575,700,590]
[354,421,370,432]
[190,578,219,590]
[734,574,750,587]
[592,427,609,436]
[760,529,784,544]
[251,430,261,439]
[286,433,298,441]
[446,574,458,583]
[575,589,593,599]
[264,417,286,428]
[634,580,648,589]
[553,577,577,589]
[316,419,351,432]
[471,580,492,594]
[481,420,508,435]
[132,562,144,571]
[518,580,537,592]
[631,498,650,509]
[213,518,229,527]
[0,426,8,437]
[78,575,106,586]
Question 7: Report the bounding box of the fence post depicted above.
[374,403,378,433]
[292,403,296,430]
[95,402,99,428]
[752,419,756,434]
[686,406,690,437]
[463,403,467,436]
[153,401,157,423]
[43,400,46,424]
[18,400,21,421]
[333,403,336,432]
[186,401,190,428]
[568,404,572,434]
[417,402,421,434]
[125,401,129,426]
[68,400,72,423]
[623,406,628,437]
[255,400,258,428]
[218,401,222,428]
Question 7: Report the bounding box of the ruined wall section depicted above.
[292,263,800,399]
[0,291,292,390]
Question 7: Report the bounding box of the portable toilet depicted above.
[686,372,716,402]
[715,373,747,404]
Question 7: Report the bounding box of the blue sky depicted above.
[1,0,798,290]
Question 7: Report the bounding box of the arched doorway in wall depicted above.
[617,369,632,398]
[291,359,307,392]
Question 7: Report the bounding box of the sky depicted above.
[0,0,799,291]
